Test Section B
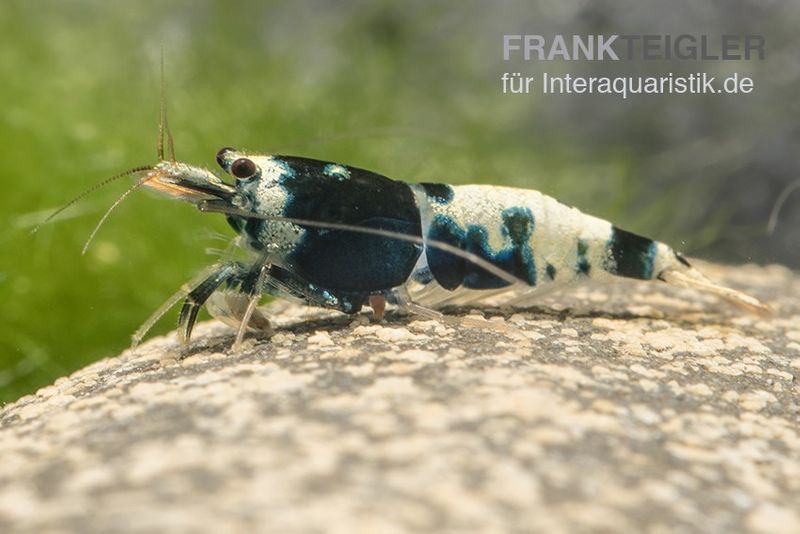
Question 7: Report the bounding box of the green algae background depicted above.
[1,0,798,402]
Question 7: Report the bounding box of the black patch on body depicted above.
[546,263,557,280]
[606,226,657,280]
[426,216,465,290]
[244,218,265,251]
[576,239,591,275]
[420,183,454,204]
[412,267,435,285]
[426,207,536,290]
[272,156,423,294]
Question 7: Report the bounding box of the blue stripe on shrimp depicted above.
[606,226,657,280]
[426,207,536,290]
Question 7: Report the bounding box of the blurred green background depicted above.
[1,0,798,403]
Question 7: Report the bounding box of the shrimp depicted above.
[43,103,772,351]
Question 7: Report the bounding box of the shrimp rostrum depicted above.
[47,129,772,350]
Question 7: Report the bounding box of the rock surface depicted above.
[1,263,799,533]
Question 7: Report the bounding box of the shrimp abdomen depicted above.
[409,183,769,314]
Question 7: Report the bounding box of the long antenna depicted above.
[157,47,176,162]
[80,173,154,255]
[32,166,152,234]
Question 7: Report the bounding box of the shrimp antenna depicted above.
[767,179,800,234]
[157,48,176,162]
[197,201,526,287]
[81,173,155,255]
[32,165,153,234]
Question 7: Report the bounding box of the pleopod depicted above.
[43,108,772,350]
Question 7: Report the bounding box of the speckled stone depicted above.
[1,263,799,533]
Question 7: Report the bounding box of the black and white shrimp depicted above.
[44,118,772,350]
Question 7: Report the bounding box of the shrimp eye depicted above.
[215,147,235,168]
[230,158,257,179]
